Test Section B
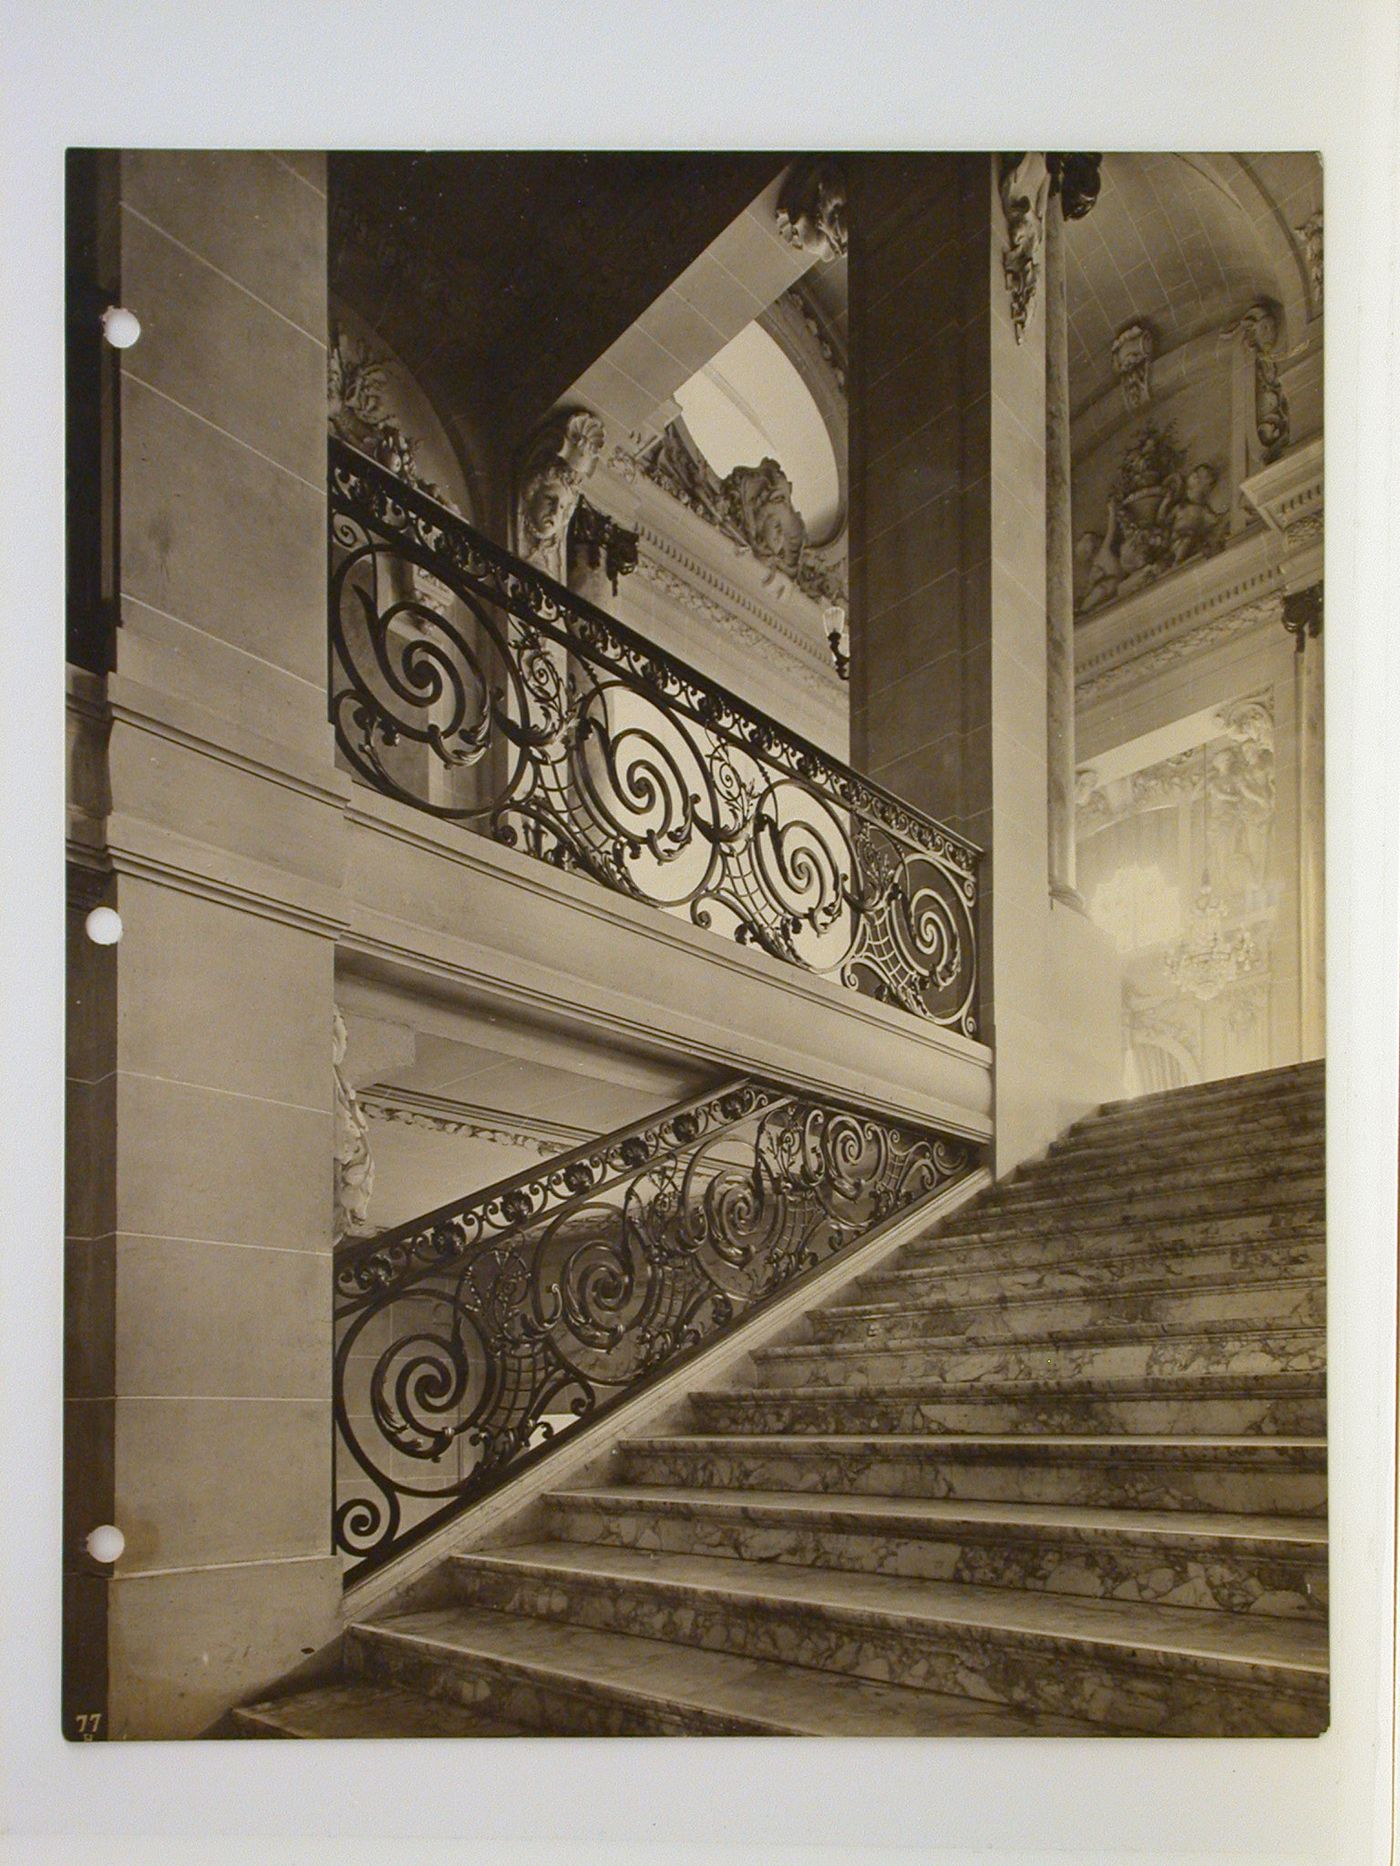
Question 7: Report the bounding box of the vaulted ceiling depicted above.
[1064,152,1322,417]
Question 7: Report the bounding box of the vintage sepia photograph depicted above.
[63,144,1330,1747]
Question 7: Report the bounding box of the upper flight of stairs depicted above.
[237,1060,1327,1739]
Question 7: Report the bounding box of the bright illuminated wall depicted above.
[1077,689,1291,1093]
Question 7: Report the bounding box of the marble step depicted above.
[810,1274,1325,1347]
[929,1186,1324,1243]
[896,1207,1324,1272]
[545,1485,1329,1619]
[616,1434,1326,1515]
[689,1374,1326,1439]
[858,1234,1324,1307]
[751,1324,1327,1387]
[231,1678,527,1738]
[440,1543,1328,1736]
[1064,1094,1322,1152]
[1045,1123,1322,1177]
[1004,1145,1323,1198]
[347,1602,1099,1737]
[980,1167,1325,1221]
[1095,1061,1323,1119]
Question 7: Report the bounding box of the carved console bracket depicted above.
[1112,321,1155,411]
[1000,152,1101,343]
[516,409,608,584]
[775,160,848,264]
[1229,301,1291,466]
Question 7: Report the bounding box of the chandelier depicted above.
[1164,741,1257,1002]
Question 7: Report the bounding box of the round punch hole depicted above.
[86,1524,125,1563]
[84,906,123,946]
[101,305,141,349]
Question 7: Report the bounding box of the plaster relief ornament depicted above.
[328,332,457,511]
[332,1007,374,1241]
[1074,422,1228,615]
[775,160,848,264]
[1297,210,1323,311]
[998,153,1050,344]
[1230,301,1291,466]
[637,417,850,614]
[1111,322,1155,411]
[516,410,607,583]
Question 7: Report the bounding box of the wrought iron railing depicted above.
[333,1077,975,1579]
[330,437,980,1033]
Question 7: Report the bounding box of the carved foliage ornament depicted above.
[328,331,458,512]
[776,160,848,265]
[998,153,1049,344]
[333,1007,374,1241]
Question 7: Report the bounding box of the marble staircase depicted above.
[237,1060,1327,1739]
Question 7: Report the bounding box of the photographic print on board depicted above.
[64,148,1326,1740]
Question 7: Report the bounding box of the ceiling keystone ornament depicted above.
[1296,210,1323,310]
[775,160,848,264]
[998,153,1050,344]
[516,410,608,584]
[1230,301,1291,466]
[1111,322,1155,411]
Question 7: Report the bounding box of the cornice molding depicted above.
[1076,524,1287,702]
[1239,435,1324,539]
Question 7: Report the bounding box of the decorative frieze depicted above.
[1111,322,1155,411]
[1076,585,1286,710]
[775,160,848,264]
[359,1087,590,1158]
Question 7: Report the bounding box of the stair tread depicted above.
[624,1433,1325,1463]
[827,1269,1323,1319]
[234,1679,526,1739]
[360,1603,1100,1737]
[445,1543,1329,1672]
[706,1372,1325,1400]
[756,1322,1326,1359]
[556,1484,1329,1547]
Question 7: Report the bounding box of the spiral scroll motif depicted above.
[332,1075,978,1579]
[329,438,980,1033]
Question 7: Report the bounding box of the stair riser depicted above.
[1002,1158,1322,1205]
[445,1560,1326,1737]
[617,1448,1326,1516]
[898,1214,1323,1274]
[688,1392,1327,1437]
[1063,1105,1323,1154]
[1048,1130,1322,1177]
[813,1282,1326,1346]
[1086,1074,1322,1120]
[859,1240,1324,1306]
[754,1332,1327,1387]
[933,1200,1325,1252]
[347,1624,766,1737]
[545,1498,1328,1620]
[983,1176,1325,1224]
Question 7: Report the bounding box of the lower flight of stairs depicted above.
[237,1061,1327,1739]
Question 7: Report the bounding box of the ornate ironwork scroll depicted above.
[329,437,980,1034]
[333,1077,975,1579]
